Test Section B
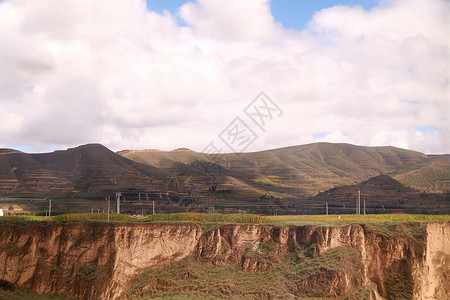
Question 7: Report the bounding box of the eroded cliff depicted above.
[0,221,448,299]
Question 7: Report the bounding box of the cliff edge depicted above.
[0,221,448,299]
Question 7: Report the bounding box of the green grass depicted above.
[143,213,267,224]
[137,293,222,299]
[0,216,49,222]
[265,214,450,226]
[363,223,427,243]
[78,266,108,284]
[252,176,285,187]
[0,213,448,226]
[51,213,133,222]
[0,287,70,300]
[0,212,268,226]
[0,214,134,223]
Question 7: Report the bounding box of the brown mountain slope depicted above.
[0,144,167,197]
[119,142,444,198]
[392,155,450,193]
[313,175,449,214]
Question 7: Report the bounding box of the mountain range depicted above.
[0,142,448,214]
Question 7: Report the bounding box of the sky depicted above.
[0,0,449,154]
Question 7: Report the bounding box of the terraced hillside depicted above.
[0,144,167,197]
[313,175,449,214]
[391,154,450,193]
[120,143,449,198]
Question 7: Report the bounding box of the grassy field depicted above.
[265,213,450,225]
[0,213,449,225]
[0,213,267,225]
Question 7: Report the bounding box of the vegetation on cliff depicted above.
[129,246,369,300]
[0,212,449,225]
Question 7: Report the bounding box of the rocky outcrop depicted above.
[0,221,448,299]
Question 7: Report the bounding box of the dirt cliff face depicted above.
[0,222,203,299]
[0,222,448,299]
[419,222,450,299]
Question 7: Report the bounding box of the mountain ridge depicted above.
[0,143,167,197]
[119,142,448,195]
[0,142,448,214]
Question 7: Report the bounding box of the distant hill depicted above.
[313,175,449,214]
[0,144,166,197]
[391,155,450,193]
[0,142,448,214]
[119,142,448,198]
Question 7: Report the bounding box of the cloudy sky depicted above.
[0,0,448,154]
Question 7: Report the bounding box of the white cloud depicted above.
[314,131,358,145]
[179,0,281,40]
[0,0,448,154]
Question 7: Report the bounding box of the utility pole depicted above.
[152,201,155,215]
[212,205,215,214]
[356,189,361,215]
[49,199,51,217]
[106,195,110,221]
[326,202,328,215]
[116,192,121,215]
[358,189,361,215]
[363,198,366,217]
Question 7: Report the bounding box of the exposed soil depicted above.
[0,221,448,299]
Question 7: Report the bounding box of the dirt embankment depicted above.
[0,222,448,299]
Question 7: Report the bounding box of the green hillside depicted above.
[119,142,446,199]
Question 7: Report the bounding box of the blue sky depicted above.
[146,0,380,30]
[415,126,437,133]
